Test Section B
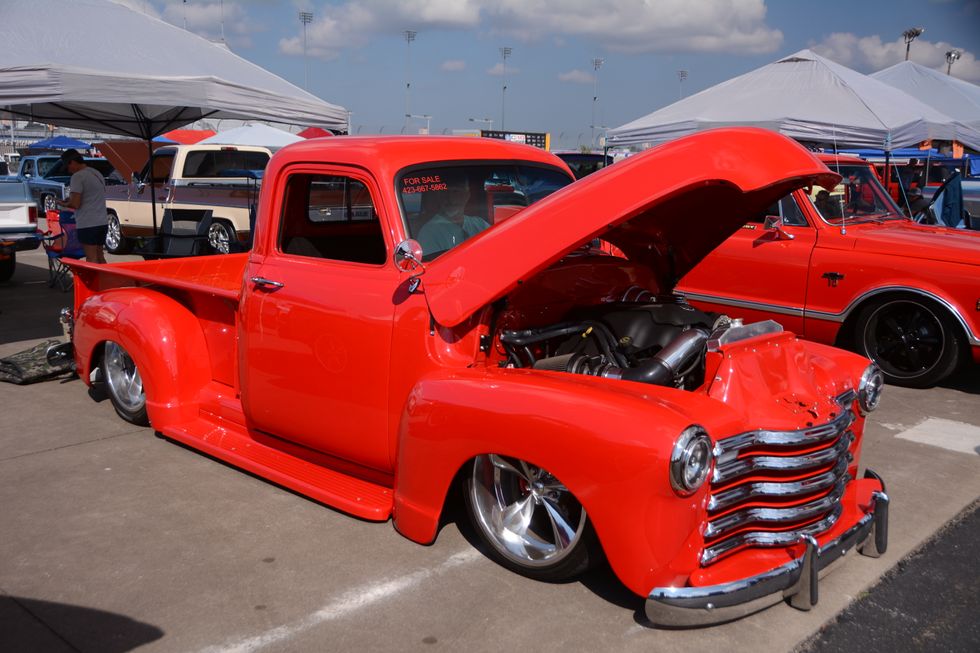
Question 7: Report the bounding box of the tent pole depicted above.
[884,150,891,196]
[146,136,158,236]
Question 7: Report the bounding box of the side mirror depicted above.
[393,239,423,272]
[763,215,795,240]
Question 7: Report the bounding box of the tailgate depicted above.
[0,202,35,237]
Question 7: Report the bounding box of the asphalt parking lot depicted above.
[2,247,979,653]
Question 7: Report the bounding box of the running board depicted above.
[161,419,393,521]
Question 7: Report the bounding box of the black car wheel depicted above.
[857,298,964,388]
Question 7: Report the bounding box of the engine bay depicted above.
[497,290,730,391]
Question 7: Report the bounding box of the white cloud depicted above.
[487,62,519,76]
[279,0,783,59]
[811,33,980,83]
[153,1,256,47]
[559,69,594,84]
[441,60,467,72]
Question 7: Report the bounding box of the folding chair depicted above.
[139,209,213,259]
[40,210,84,292]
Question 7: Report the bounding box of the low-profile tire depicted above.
[464,454,600,582]
[855,298,964,388]
[41,194,58,213]
[0,253,14,283]
[208,220,235,254]
[105,212,132,255]
[102,341,149,426]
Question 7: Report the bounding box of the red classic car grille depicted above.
[701,391,857,566]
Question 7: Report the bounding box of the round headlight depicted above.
[858,364,884,415]
[670,426,713,496]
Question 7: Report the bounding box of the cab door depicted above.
[677,194,817,334]
[240,166,396,473]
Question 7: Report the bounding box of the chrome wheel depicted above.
[208,221,233,254]
[103,341,147,423]
[42,194,58,212]
[467,454,587,568]
[104,213,131,254]
[105,213,122,251]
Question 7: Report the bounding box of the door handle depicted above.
[250,276,284,289]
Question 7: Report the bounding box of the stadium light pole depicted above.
[404,31,417,129]
[468,117,493,132]
[406,113,432,135]
[677,69,688,100]
[903,27,924,61]
[591,58,604,150]
[500,47,512,131]
[299,11,313,89]
[946,50,961,75]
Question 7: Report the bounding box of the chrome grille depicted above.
[702,391,857,566]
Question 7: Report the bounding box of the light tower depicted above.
[299,11,313,89]
[902,27,924,61]
[591,58,604,150]
[403,30,417,129]
[677,69,688,100]
[946,50,961,75]
[500,47,512,131]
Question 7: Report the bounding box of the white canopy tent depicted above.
[607,49,980,151]
[199,124,303,148]
[0,0,348,139]
[871,61,980,131]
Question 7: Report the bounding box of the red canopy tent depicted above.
[160,129,216,144]
[298,126,333,139]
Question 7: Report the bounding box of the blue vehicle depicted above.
[6,154,121,213]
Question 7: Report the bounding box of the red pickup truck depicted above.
[63,130,887,626]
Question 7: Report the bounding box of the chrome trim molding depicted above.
[712,432,853,485]
[645,482,889,627]
[708,457,849,512]
[807,287,980,347]
[678,292,804,318]
[701,504,844,565]
[683,287,980,348]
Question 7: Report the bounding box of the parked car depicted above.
[554,152,614,179]
[8,154,121,213]
[61,129,888,626]
[104,144,274,255]
[678,154,980,388]
[0,179,41,282]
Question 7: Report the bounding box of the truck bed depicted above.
[68,253,248,301]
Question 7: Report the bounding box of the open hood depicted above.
[423,128,839,327]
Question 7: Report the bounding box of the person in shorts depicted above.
[57,148,108,263]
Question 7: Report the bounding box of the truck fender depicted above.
[74,288,211,430]
[392,367,707,596]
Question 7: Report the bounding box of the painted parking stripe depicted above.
[198,548,483,653]
[895,418,980,456]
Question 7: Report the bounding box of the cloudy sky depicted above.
[118,0,979,148]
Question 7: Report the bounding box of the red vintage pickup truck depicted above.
[62,129,888,626]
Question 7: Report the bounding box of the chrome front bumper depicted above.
[645,470,889,627]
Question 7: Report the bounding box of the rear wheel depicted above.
[464,454,599,581]
[856,298,964,388]
[103,341,149,425]
[105,212,132,255]
[0,253,14,283]
[208,220,235,254]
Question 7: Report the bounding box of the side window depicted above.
[22,160,35,177]
[139,153,175,183]
[778,195,808,226]
[279,173,386,265]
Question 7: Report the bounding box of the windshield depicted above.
[37,158,59,177]
[809,163,904,224]
[398,163,573,260]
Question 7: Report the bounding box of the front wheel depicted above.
[103,341,149,425]
[464,454,600,581]
[105,212,132,255]
[208,220,235,254]
[856,298,964,388]
[42,194,58,213]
